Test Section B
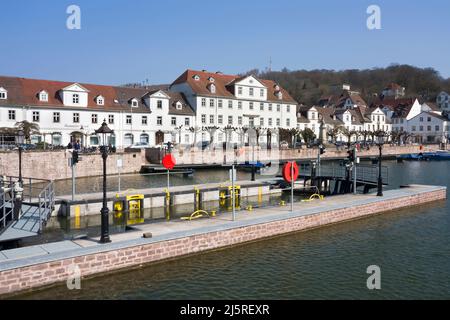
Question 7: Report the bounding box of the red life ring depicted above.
[282,162,299,183]
[162,154,176,170]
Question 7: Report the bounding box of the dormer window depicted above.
[96,95,104,106]
[208,77,215,83]
[208,83,216,94]
[73,94,80,104]
[176,102,183,110]
[274,84,280,91]
[131,98,139,107]
[39,90,48,102]
[193,75,200,81]
[276,91,283,100]
[0,87,8,100]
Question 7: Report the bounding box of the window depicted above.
[185,134,190,143]
[132,99,139,107]
[142,116,148,125]
[39,91,48,102]
[238,102,242,110]
[96,96,104,105]
[73,113,80,123]
[260,117,264,126]
[276,118,280,126]
[268,118,273,126]
[420,126,424,131]
[176,102,182,110]
[209,84,216,94]
[201,98,206,107]
[157,100,162,109]
[0,88,7,100]
[249,118,254,127]
[108,115,114,124]
[260,103,264,111]
[185,118,190,126]
[249,102,254,110]
[435,125,440,131]
[277,105,280,112]
[32,111,40,122]
[412,126,416,132]
[171,117,176,126]
[286,119,290,126]
[218,100,223,109]
[210,115,214,124]
[228,116,233,125]
[210,99,214,108]
[92,114,98,124]
[218,115,223,124]
[260,89,264,97]
[420,117,424,122]
[53,112,60,123]
[157,116,163,126]
[287,105,291,112]
[238,116,243,125]
[427,117,432,122]
[238,87,243,95]
[201,115,206,124]
[249,88,254,96]
[268,104,273,111]
[126,115,132,124]
[228,100,233,109]
[8,110,16,120]
[427,126,431,131]
[73,94,79,104]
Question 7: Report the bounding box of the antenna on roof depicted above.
[269,57,272,72]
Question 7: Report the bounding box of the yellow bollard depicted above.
[210,210,216,217]
[280,200,286,206]
[258,186,263,204]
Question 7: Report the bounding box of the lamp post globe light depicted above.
[95,120,114,244]
[376,131,388,197]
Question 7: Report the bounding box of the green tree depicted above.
[301,128,316,146]
[15,121,40,144]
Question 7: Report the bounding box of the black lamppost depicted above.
[376,132,387,197]
[17,129,25,186]
[95,120,114,243]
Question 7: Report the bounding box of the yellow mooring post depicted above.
[164,188,171,221]
[258,186,263,204]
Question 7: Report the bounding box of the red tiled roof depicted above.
[171,69,297,104]
[0,75,194,115]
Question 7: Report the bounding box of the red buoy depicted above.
[162,154,176,170]
[282,161,299,183]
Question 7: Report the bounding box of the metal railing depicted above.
[300,162,388,184]
[37,181,55,233]
[0,184,14,233]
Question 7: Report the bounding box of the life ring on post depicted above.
[282,161,299,183]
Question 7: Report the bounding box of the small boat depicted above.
[398,151,450,161]
[236,161,267,172]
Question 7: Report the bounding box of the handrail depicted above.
[38,181,55,234]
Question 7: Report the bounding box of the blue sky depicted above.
[0,0,449,85]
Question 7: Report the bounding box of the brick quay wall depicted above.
[0,185,446,297]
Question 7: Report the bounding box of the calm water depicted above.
[17,161,450,299]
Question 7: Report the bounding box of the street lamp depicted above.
[376,131,388,197]
[95,120,114,243]
[17,129,25,186]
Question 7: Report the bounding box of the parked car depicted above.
[129,142,150,149]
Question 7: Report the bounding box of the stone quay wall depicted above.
[0,150,145,181]
[0,187,446,297]
[152,144,441,165]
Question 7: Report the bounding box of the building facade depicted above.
[0,76,195,148]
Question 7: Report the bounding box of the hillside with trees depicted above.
[241,64,450,106]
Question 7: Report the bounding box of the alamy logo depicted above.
[66,264,81,290]
[366,265,381,290]
[66,5,81,30]
[366,5,381,30]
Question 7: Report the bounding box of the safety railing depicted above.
[0,184,14,234]
[38,181,55,233]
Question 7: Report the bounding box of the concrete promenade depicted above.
[0,184,446,297]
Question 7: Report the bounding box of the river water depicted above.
[16,161,450,299]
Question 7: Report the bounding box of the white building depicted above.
[170,70,298,146]
[381,83,405,99]
[0,76,195,148]
[436,91,449,110]
[407,112,449,143]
